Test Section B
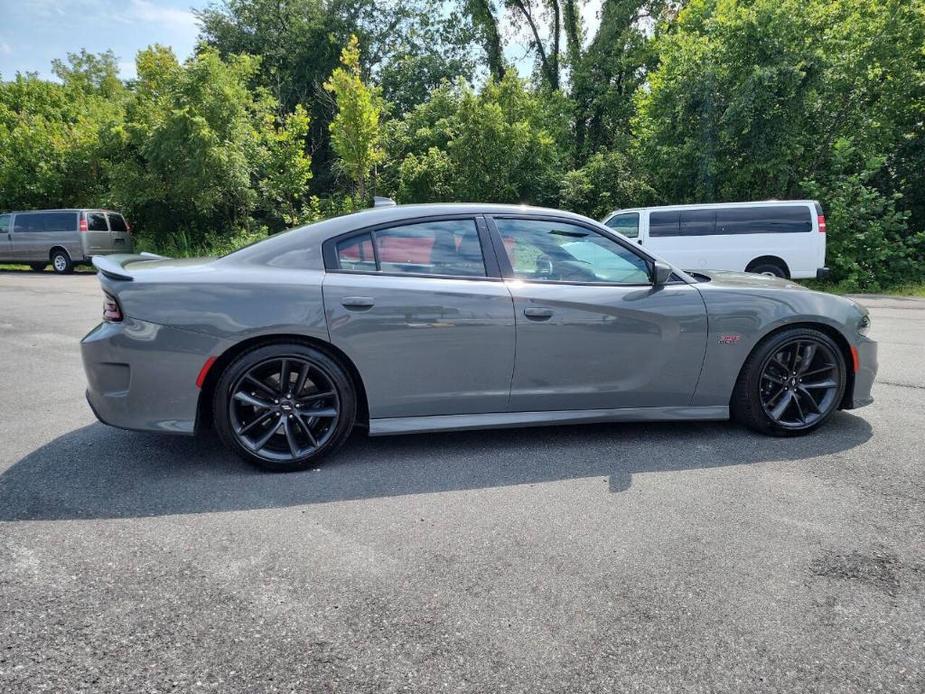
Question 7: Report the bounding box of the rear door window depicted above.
[107,213,128,232]
[87,212,108,231]
[649,211,681,237]
[604,213,640,239]
[375,220,486,277]
[715,206,812,234]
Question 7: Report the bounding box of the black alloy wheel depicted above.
[214,344,356,471]
[732,328,846,436]
[758,338,841,429]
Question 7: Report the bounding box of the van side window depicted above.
[604,213,640,239]
[649,211,680,237]
[680,210,716,236]
[13,214,36,232]
[13,212,76,232]
[716,206,812,234]
[87,212,108,231]
[0,214,9,233]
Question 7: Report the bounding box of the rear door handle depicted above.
[341,296,375,311]
[524,307,554,320]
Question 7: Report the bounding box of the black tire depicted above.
[30,263,46,272]
[731,327,846,436]
[746,261,787,278]
[50,250,74,274]
[213,343,356,472]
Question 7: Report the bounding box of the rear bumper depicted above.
[844,335,877,409]
[81,318,220,434]
[816,267,831,280]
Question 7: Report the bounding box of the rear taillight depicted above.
[103,292,123,322]
[79,213,88,233]
[817,214,826,233]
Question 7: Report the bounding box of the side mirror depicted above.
[652,260,673,286]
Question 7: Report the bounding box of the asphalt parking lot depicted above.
[0,271,922,692]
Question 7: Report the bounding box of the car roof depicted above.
[282,202,599,242]
[225,202,609,268]
[319,202,595,227]
[605,200,819,216]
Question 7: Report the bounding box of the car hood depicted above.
[689,269,807,291]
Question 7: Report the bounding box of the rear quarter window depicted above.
[715,206,812,234]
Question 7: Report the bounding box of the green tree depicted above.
[111,46,312,246]
[324,35,384,201]
[0,51,125,211]
[633,0,925,286]
[383,72,569,204]
[559,150,657,219]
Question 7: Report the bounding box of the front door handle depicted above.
[524,307,554,320]
[341,296,375,311]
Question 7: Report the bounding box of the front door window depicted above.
[494,218,650,284]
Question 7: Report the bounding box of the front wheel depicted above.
[213,343,357,471]
[731,328,846,436]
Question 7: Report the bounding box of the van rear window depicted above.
[13,212,77,233]
[108,213,128,232]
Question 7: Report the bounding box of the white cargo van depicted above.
[602,200,828,279]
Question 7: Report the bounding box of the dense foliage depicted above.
[1,0,923,290]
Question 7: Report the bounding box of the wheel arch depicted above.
[195,333,369,433]
[745,256,790,277]
[732,321,856,410]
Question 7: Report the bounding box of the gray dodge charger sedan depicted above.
[81,203,877,471]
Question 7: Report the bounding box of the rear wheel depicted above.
[213,343,356,471]
[732,328,846,436]
[50,250,73,274]
[746,260,787,278]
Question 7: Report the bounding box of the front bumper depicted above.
[81,318,221,434]
[844,335,877,409]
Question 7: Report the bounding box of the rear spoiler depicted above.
[92,252,167,281]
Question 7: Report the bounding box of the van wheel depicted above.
[50,250,73,274]
[30,263,46,272]
[746,260,787,278]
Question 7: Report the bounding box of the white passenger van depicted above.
[602,200,828,279]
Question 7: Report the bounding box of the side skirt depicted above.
[368,405,730,437]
